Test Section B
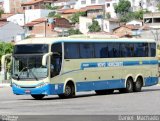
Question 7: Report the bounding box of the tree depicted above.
[157,3,160,11]
[0,9,4,18]
[0,42,14,60]
[69,12,86,24]
[68,28,82,35]
[88,20,101,32]
[114,0,131,15]
[48,11,61,18]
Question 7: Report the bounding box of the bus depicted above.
[2,37,159,99]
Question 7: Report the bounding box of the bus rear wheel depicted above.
[95,89,114,95]
[58,83,75,98]
[134,77,143,92]
[119,78,133,93]
[31,94,45,100]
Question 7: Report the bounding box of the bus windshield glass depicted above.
[14,44,48,54]
[12,55,48,80]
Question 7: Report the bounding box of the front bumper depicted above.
[12,84,64,95]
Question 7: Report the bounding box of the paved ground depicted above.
[0,86,160,115]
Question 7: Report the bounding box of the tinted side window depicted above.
[120,43,128,57]
[108,43,120,58]
[80,43,94,58]
[150,43,156,57]
[95,43,108,58]
[134,43,149,57]
[51,43,62,54]
[64,43,80,59]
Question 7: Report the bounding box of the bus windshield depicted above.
[12,55,48,80]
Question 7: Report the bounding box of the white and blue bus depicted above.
[2,37,158,99]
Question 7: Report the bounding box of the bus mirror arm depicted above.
[42,52,53,66]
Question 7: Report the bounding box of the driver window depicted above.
[51,43,62,78]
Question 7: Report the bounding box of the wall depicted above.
[7,14,25,26]
[79,16,92,34]
[25,9,53,23]
[0,22,25,42]
[3,0,10,13]
[74,0,105,9]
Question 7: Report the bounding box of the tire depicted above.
[31,94,45,100]
[95,89,114,95]
[119,78,133,93]
[134,77,143,92]
[58,83,75,98]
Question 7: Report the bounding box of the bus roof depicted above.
[15,37,156,45]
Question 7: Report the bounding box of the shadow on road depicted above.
[18,87,160,101]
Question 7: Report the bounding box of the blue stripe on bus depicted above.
[81,60,158,70]
[12,77,158,95]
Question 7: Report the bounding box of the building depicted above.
[0,21,25,41]
[112,25,150,38]
[126,20,143,26]
[24,17,72,37]
[143,12,160,29]
[74,0,105,9]
[79,16,119,34]
[21,0,57,10]
[3,0,29,13]
[7,14,25,26]
[25,9,53,23]
[53,0,76,9]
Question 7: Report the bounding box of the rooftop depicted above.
[22,0,57,6]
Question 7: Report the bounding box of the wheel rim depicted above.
[136,80,142,89]
[127,80,132,90]
[65,85,72,96]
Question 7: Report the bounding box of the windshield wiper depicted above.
[28,69,38,81]
[16,67,28,80]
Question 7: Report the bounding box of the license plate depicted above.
[25,90,31,94]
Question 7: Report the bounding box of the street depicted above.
[0,86,160,115]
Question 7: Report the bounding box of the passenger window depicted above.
[79,43,94,58]
[108,43,120,58]
[64,43,79,59]
[95,43,108,58]
[150,43,156,57]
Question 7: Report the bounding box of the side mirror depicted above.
[42,52,53,66]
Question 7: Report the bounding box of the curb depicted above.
[0,83,10,88]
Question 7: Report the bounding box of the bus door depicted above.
[51,43,62,78]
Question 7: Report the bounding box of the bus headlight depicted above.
[36,83,49,88]
[13,83,21,88]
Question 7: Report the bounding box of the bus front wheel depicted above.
[31,94,45,100]
[58,82,75,98]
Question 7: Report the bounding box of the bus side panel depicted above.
[76,79,125,92]
[145,77,159,86]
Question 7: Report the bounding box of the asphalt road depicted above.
[0,86,160,116]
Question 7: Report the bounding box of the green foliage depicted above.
[119,10,151,22]
[0,42,14,60]
[69,12,86,24]
[157,3,160,11]
[68,29,82,35]
[106,13,111,19]
[0,9,4,18]
[88,20,101,32]
[43,3,59,10]
[114,0,131,15]
[48,11,61,18]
